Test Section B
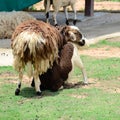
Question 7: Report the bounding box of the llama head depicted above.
[60,26,87,46]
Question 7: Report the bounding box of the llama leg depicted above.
[75,55,88,84]
[71,4,77,25]
[53,10,58,26]
[72,47,88,84]
[31,78,35,87]
[33,70,42,96]
[63,7,69,25]
[63,69,74,88]
[82,70,88,84]
[44,0,51,23]
[46,12,50,23]
[15,69,23,95]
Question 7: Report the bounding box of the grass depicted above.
[0,39,120,120]
[82,56,120,80]
[90,39,120,48]
[0,66,14,73]
[75,39,120,80]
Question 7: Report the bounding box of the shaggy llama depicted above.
[11,20,87,96]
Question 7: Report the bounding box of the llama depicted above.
[44,0,78,25]
[31,42,88,91]
[11,20,86,96]
[0,11,35,39]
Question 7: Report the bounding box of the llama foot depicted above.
[55,24,58,26]
[83,82,88,85]
[36,91,42,96]
[31,79,35,87]
[15,88,20,95]
[66,20,69,25]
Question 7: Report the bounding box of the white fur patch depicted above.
[69,26,79,31]
[13,31,46,56]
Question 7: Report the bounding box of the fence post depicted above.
[85,0,94,16]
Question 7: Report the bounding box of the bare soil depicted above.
[80,46,120,58]
[80,37,120,58]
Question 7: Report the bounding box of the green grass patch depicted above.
[0,82,120,120]
[80,56,120,80]
[90,39,120,48]
[0,66,14,73]
[74,39,120,80]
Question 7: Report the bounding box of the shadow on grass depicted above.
[19,82,93,98]
[63,81,93,89]
[19,87,61,98]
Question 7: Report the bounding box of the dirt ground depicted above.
[80,37,120,58]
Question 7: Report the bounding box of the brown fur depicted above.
[11,20,87,95]
[56,25,83,43]
[59,43,73,80]
[11,20,66,74]
[31,43,74,91]
[11,20,65,50]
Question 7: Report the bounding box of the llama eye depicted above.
[66,32,69,36]
[74,33,78,35]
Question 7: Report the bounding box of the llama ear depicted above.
[68,31,76,41]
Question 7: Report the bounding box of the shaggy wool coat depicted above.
[31,43,74,91]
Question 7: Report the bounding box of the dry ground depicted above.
[80,37,120,58]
